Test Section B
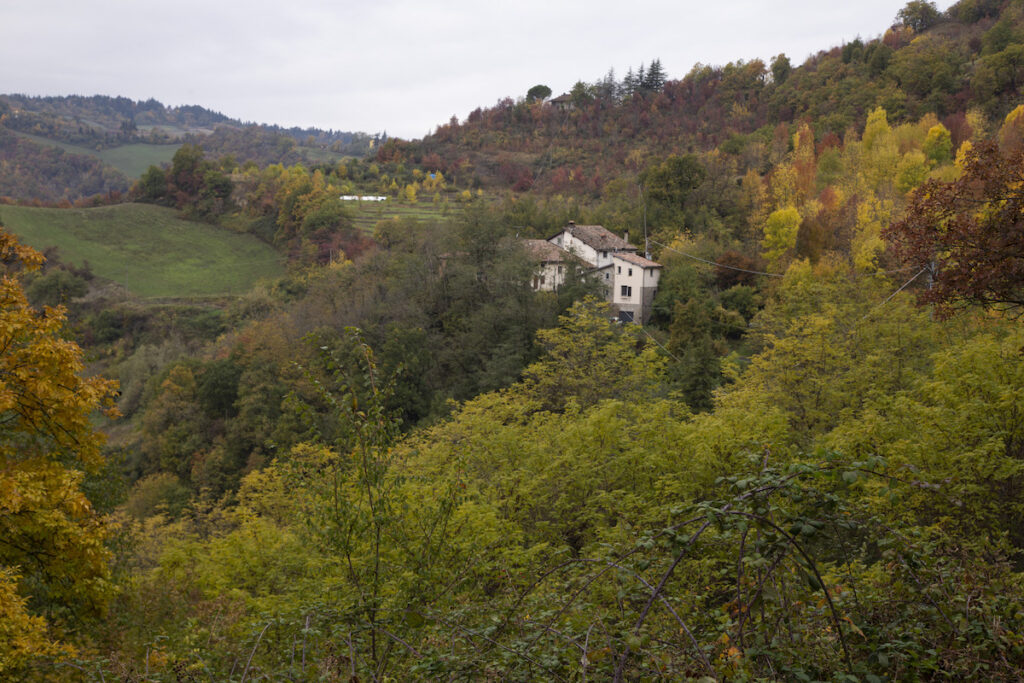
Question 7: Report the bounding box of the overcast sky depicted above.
[3,1,956,140]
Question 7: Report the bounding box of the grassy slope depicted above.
[297,145,347,165]
[0,203,285,297]
[97,143,180,178]
[13,132,180,178]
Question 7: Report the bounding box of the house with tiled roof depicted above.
[549,93,574,111]
[525,222,662,323]
[522,239,571,291]
[547,221,636,269]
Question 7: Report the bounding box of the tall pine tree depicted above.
[643,58,666,91]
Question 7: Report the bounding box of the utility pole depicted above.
[639,182,650,259]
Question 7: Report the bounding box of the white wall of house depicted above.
[595,264,614,298]
[610,255,661,322]
[549,232,619,269]
[532,262,567,291]
[611,257,659,305]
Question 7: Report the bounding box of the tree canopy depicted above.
[526,84,552,101]
[897,0,941,32]
[886,139,1024,316]
[0,226,118,675]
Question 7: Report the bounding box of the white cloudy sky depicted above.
[3,1,956,139]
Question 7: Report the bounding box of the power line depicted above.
[648,239,785,278]
[637,323,680,362]
[858,267,929,322]
[649,239,915,278]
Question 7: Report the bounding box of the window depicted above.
[628,268,633,276]
[557,266,563,274]
[620,285,632,298]
[540,275,546,285]
[617,266,621,274]
[601,250,607,258]
[604,273,609,280]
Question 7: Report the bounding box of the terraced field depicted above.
[345,199,454,234]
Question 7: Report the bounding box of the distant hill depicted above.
[186,124,378,169]
[0,94,231,147]
[0,95,378,201]
[12,131,179,178]
[0,128,132,201]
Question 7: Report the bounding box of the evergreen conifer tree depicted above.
[643,58,667,91]
[621,67,637,98]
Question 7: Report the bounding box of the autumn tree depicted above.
[897,1,940,33]
[640,154,706,213]
[885,139,1024,315]
[0,227,118,675]
[762,206,802,267]
[770,53,792,84]
[520,297,665,412]
[923,123,953,164]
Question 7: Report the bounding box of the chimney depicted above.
[624,229,629,244]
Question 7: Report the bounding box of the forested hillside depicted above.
[3,0,1024,680]
[385,0,1023,196]
[0,128,132,201]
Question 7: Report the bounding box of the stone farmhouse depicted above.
[523,221,662,323]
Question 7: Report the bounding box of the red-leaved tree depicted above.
[885,140,1024,317]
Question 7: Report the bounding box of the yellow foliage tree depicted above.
[768,163,798,210]
[761,206,802,268]
[922,123,953,164]
[954,140,973,170]
[0,227,118,675]
[895,150,930,194]
[851,195,893,272]
[859,107,900,193]
[998,103,1024,153]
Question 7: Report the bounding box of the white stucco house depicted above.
[522,239,570,292]
[609,251,662,323]
[524,221,662,323]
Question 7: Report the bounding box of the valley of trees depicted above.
[4,1,1024,680]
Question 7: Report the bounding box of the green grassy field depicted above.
[14,132,180,178]
[297,145,347,165]
[0,203,285,297]
[97,143,180,178]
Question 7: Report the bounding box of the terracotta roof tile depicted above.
[522,239,568,263]
[613,251,661,268]
[560,224,636,251]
